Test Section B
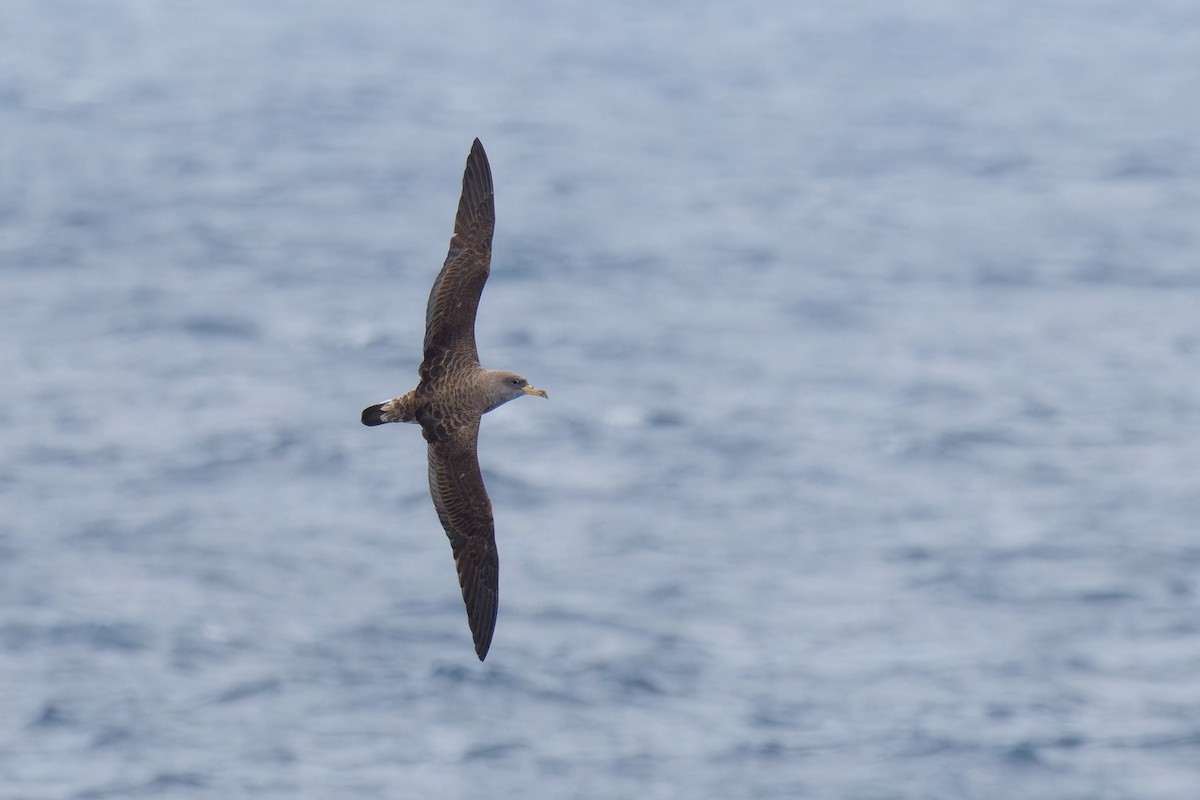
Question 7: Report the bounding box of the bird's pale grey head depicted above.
[483,370,548,412]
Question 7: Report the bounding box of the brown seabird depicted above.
[361,138,547,661]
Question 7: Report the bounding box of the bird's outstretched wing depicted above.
[421,139,495,383]
[425,418,499,660]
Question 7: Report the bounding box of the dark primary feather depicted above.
[421,139,495,382]
[425,420,499,660]
[454,537,499,660]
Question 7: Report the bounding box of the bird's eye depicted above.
[510,378,522,386]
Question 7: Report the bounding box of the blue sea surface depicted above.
[3,1,1200,797]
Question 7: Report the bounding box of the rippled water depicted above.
[3,1,1200,798]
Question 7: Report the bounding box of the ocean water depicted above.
[2,1,1200,797]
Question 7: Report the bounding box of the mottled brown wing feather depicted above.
[425,418,499,660]
[421,139,495,382]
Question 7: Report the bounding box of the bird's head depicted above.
[485,370,548,411]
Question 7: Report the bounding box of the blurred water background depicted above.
[2,1,1200,797]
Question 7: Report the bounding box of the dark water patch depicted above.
[898,427,1021,462]
[478,467,547,507]
[430,662,513,688]
[898,733,966,758]
[169,622,252,672]
[1003,741,1045,767]
[28,702,74,729]
[750,698,821,731]
[498,328,535,349]
[59,206,112,231]
[296,439,350,477]
[90,725,134,749]
[899,379,978,407]
[160,428,302,483]
[115,311,261,341]
[0,81,23,109]
[939,566,1144,610]
[580,335,644,360]
[75,771,210,799]
[786,298,864,331]
[57,621,150,651]
[605,668,666,697]
[180,314,261,340]
[891,545,937,563]
[67,513,193,554]
[709,244,777,272]
[141,771,211,792]
[6,240,86,270]
[645,580,685,603]
[1129,730,1200,749]
[2,620,150,653]
[1106,152,1179,181]
[1070,258,1200,289]
[899,731,1076,771]
[696,428,788,469]
[428,662,589,708]
[1003,734,1086,768]
[566,636,707,703]
[645,408,685,427]
[25,444,123,468]
[209,676,283,705]
[974,260,1041,287]
[610,752,658,780]
[973,154,1035,178]
[289,620,451,688]
[1173,334,1199,356]
[1021,459,1068,486]
[729,738,793,761]
[0,527,16,559]
[463,740,527,761]
[1078,589,1140,604]
[178,223,252,271]
[1019,397,1060,422]
[986,544,1101,564]
[70,517,131,548]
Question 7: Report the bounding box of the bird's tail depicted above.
[361,403,390,426]
[361,391,419,426]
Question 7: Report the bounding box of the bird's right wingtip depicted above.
[470,593,496,661]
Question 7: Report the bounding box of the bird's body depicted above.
[361,139,546,661]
